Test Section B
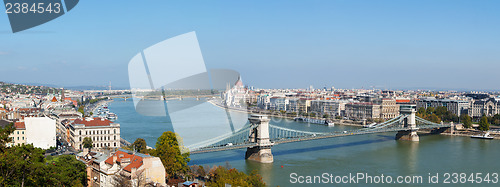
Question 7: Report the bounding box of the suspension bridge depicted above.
[188,108,452,163]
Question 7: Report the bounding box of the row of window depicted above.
[16,131,24,135]
[79,135,117,142]
[94,142,117,148]
[79,129,117,136]
[11,137,24,141]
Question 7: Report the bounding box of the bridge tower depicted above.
[395,108,419,141]
[245,114,274,163]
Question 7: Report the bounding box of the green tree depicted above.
[82,137,93,150]
[132,138,148,154]
[435,106,448,116]
[0,125,88,186]
[428,113,441,124]
[49,155,88,186]
[151,131,190,178]
[0,123,15,151]
[77,106,85,115]
[206,166,265,187]
[417,107,426,114]
[478,116,490,131]
[460,114,472,129]
[491,114,500,125]
[426,107,435,115]
[323,114,330,118]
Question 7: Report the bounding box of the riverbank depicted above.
[207,98,364,127]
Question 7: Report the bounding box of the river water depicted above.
[110,98,500,186]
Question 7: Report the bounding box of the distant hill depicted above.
[11,82,129,91]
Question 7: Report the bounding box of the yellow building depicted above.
[9,122,26,146]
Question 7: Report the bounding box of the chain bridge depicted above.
[188,108,452,163]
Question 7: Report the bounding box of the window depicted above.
[17,131,19,134]
[17,137,19,140]
[79,130,81,135]
[114,129,116,134]
[114,135,116,140]
[22,137,24,140]
[86,131,87,135]
[22,131,24,134]
[114,142,116,147]
[79,137,81,141]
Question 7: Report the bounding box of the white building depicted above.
[69,117,121,151]
[25,117,56,149]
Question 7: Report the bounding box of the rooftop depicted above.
[73,117,114,127]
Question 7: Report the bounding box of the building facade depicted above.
[378,98,400,119]
[68,117,121,151]
[469,98,499,118]
[345,102,381,120]
[25,117,56,149]
[416,98,470,117]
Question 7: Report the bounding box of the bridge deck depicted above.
[189,125,450,154]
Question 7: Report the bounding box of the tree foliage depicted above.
[487,114,500,125]
[205,166,265,187]
[460,114,472,129]
[132,138,148,154]
[0,123,14,151]
[416,106,460,123]
[478,116,490,131]
[82,137,93,149]
[0,124,87,186]
[150,131,190,178]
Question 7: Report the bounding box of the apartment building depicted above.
[68,117,120,151]
[416,98,469,116]
[345,102,381,120]
[378,98,400,119]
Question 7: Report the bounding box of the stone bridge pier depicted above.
[245,114,274,163]
[395,108,419,141]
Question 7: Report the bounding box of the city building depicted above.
[416,98,469,116]
[78,149,166,187]
[310,100,346,117]
[269,97,288,111]
[469,98,499,118]
[377,98,400,119]
[345,102,381,120]
[9,121,26,146]
[69,117,121,151]
[25,117,56,149]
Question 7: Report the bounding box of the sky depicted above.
[0,0,499,90]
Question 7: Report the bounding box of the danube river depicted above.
[109,98,500,186]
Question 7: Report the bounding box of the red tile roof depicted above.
[15,122,25,129]
[73,117,114,127]
[105,150,144,172]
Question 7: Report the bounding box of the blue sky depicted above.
[1,0,499,90]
